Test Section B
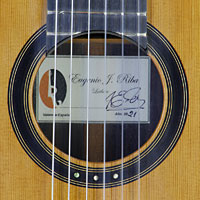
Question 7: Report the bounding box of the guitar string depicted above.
[49,1,143,200]
[86,0,91,199]
[121,0,125,199]
[137,0,141,200]
[68,0,74,199]
[103,0,108,199]
[51,0,58,199]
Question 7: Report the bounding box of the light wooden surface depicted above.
[0,0,199,199]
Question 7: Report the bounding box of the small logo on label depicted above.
[39,69,67,108]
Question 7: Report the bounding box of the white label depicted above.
[36,56,150,123]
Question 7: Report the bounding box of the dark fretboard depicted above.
[46,0,147,51]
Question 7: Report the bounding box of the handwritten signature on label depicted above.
[106,87,145,111]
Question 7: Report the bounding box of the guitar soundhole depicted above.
[33,33,163,162]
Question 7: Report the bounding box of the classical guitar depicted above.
[0,0,199,199]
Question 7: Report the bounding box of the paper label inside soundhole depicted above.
[36,56,151,123]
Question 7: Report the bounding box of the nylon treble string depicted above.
[103,0,108,199]
[86,0,91,199]
[121,0,125,199]
[137,0,141,199]
[51,0,58,199]
[68,0,74,199]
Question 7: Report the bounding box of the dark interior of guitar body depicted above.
[33,33,163,162]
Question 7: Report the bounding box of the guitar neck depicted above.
[46,0,147,51]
